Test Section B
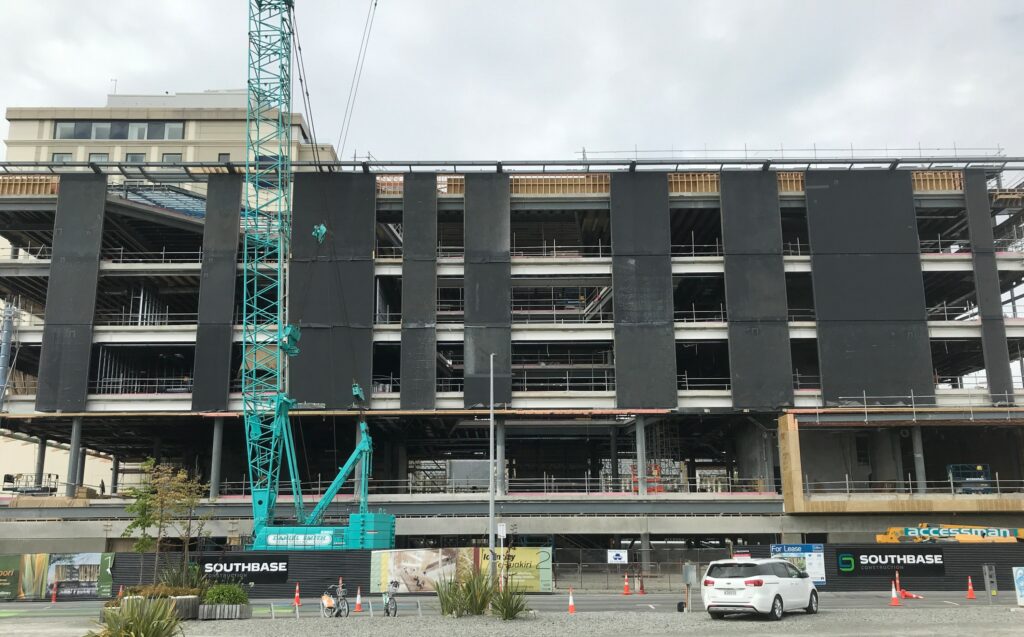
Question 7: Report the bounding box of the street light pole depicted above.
[488,352,496,581]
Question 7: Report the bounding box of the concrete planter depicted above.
[199,604,252,620]
[170,595,200,620]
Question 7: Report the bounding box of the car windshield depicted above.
[707,562,766,578]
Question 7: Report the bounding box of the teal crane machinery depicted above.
[242,0,394,550]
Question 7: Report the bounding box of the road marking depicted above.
[941,601,960,606]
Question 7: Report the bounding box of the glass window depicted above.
[770,563,790,578]
[128,122,147,140]
[109,121,128,140]
[54,122,75,139]
[73,122,92,139]
[91,122,111,140]
[125,153,146,163]
[164,122,184,140]
[51,153,72,163]
[785,563,802,578]
[161,153,182,163]
[147,122,165,140]
[707,563,762,578]
[88,153,109,163]
[217,153,230,162]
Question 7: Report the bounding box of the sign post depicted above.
[681,563,698,613]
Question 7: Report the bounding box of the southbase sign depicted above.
[836,547,945,577]
[199,556,289,583]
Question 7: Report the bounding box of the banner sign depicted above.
[1012,566,1024,608]
[370,547,553,593]
[48,553,114,598]
[607,550,628,565]
[771,544,826,585]
[836,547,945,577]
[199,555,290,584]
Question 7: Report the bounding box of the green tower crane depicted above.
[242,0,394,551]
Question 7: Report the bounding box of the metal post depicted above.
[911,425,927,494]
[609,426,619,492]
[34,437,47,487]
[77,448,87,486]
[0,304,14,409]
[111,457,120,494]
[65,417,82,497]
[209,417,224,499]
[488,353,496,581]
[636,417,648,496]
[496,419,506,495]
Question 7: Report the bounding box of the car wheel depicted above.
[805,590,818,615]
[709,611,724,620]
[766,595,783,621]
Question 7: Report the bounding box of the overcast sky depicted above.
[2,0,1023,161]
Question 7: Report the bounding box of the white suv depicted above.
[701,558,818,620]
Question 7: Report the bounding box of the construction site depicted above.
[2,1,1024,606]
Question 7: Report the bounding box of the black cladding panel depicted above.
[464,173,510,264]
[400,173,439,409]
[400,326,437,410]
[964,169,995,253]
[805,170,919,254]
[728,321,794,409]
[723,257,789,321]
[35,174,106,412]
[810,254,927,322]
[614,324,678,408]
[464,262,511,326]
[402,173,438,261]
[612,256,674,325]
[288,173,376,408]
[720,171,784,256]
[463,326,512,407]
[610,172,671,256]
[192,174,243,412]
[401,261,437,327]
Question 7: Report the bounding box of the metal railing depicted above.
[927,303,976,321]
[511,302,613,324]
[919,238,970,254]
[677,375,731,390]
[793,373,821,390]
[437,246,464,259]
[511,370,614,392]
[671,242,723,257]
[994,237,1024,252]
[934,376,990,390]
[375,246,403,259]
[674,307,727,322]
[94,311,199,326]
[782,240,809,256]
[90,377,193,395]
[832,391,1018,410]
[787,308,816,321]
[510,243,611,258]
[804,476,1024,496]
[372,375,400,394]
[374,311,402,325]
[0,246,53,260]
[100,248,203,263]
[436,377,464,392]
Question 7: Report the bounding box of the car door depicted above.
[784,562,809,607]
[770,562,795,607]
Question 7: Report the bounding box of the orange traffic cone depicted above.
[568,587,576,614]
[889,580,901,607]
[293,582,301,607]
[51,581,58,604]
[638,573,647,595]
[117,585,124,599]
[622,573,631,595]
[354,586,363,612]
[966,576,976,600]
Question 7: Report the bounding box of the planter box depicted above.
[199,604,252,620]
[171,595,200,620]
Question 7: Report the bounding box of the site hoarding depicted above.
[770,544,826,585]
[198,555,290,584]
[370,547,553,593]
[836,547,945,577]
[0,553,113,599]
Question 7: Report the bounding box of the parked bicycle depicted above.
[382,579,399,617]
[320,581,350,618]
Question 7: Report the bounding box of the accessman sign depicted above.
[199,555,290,583]
[836,547,945,577]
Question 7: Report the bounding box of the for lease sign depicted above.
[836,547,945,577]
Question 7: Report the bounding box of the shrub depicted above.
[490,585,529,621]
[460,570,494,616]
[126,584,201,598]
[435,576,465,617]
[158,561,209,594]
[87,598,182,637]
[203,583,249,605]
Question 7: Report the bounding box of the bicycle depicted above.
[382,579,399,617]
[320,582,350,618]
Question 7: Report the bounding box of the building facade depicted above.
[1,157,1024,554]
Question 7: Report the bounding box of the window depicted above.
[51,153,72,163]
[125,153,146,163]
[54,122,75,139]
[785,563,802,578]
[164,122,184,140]
[217,153,230,163]
[706,563,766,578]
[88,153,109,163]
[91,122,111,140]
[161,153,182,164]
[128,122,147,140]
[770,563,791,578]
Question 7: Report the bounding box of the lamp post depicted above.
[488,352,496,581]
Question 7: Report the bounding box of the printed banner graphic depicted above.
[370,547,553,593]
[770,544,826,585]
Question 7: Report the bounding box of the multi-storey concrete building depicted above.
[2,156,1024,554]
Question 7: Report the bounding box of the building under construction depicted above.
[3,151,1024,554]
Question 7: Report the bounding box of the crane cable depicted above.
[290,6,323,169]
[336,0,379,159]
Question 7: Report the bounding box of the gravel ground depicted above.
[180,608,1024,637]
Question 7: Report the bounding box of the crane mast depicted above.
[242,0,394,550]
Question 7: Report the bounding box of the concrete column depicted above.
[609,427,619,491]
[640,532,653,571]
[111,457,120,494]
[65,417,82,497]
[76,449,87,486]
[635,417,648,495]
[495,420,506,495]
[395,441,408,489]
[686,456,696,493]
[34,437,47,487]
[209,417,224,499]
[911,425,927,493]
